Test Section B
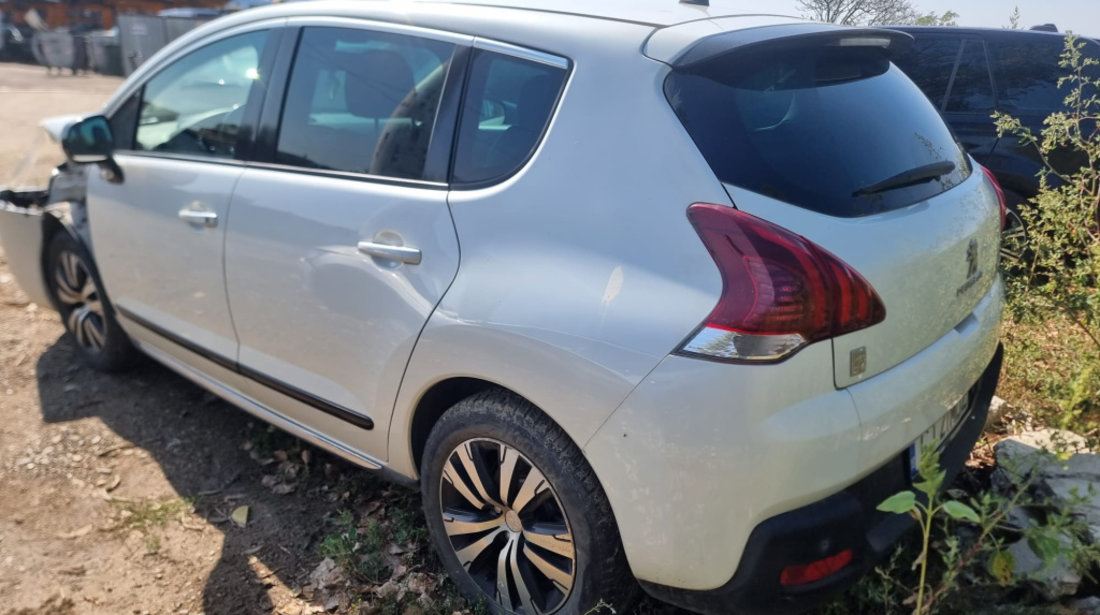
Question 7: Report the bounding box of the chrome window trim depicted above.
[472,37,570,69]
[114,150,249,167]
[283,15,475,45]
[243,161,450,191]
[103,17,288,118]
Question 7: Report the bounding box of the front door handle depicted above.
[178,208,218,228]
[357,241,422,265]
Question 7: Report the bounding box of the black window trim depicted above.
[110,23,282,167]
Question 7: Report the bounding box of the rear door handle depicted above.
[357,241,422,265]
[178,209,218,228]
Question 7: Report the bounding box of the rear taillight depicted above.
[979,165,1007,230]
[677,204,886,363]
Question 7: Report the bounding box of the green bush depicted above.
[994,35,1100,431]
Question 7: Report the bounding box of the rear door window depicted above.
[666,46,970,217]
[452,50,567,185]
[276,27,455,180]
[892,36,961,109]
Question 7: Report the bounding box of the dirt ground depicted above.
[0,62,410,615]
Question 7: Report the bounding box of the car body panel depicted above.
[387,36,731,478]
[225,169,460,461]
[724,169,1001,388]
[88,154,243,361]
[585,276,1002,590]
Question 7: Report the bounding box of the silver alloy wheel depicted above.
[439,438,576,615]
[53,249,106,352]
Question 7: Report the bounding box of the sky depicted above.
[756,0,1099,34]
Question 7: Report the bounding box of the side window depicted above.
[993,36,1074,115]
[276,27,454,180]
[136,31,268,158]
[452,50,567,185]
[892,37,961,110]
[945,39,994,113]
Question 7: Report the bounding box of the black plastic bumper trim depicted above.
[640,344,1003,615]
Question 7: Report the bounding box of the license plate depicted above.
[908,395,969,478]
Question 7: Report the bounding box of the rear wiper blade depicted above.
[853,160,956,197]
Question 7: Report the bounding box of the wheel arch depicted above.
[407,376,499,478]
[39,204,89,310]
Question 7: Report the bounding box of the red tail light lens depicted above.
[780,549,854,587]
[979,165,1007,230]
[678,204,885,363]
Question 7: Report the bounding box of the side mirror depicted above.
[61,115,123,182]
[62,115,114,163]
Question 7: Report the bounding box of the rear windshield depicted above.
[666,46,971,217]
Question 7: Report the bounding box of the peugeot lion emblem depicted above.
[957,239,983,296]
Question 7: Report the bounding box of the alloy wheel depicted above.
[439,438,576,615]
[53,249,106,352]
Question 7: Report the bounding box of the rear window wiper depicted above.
[853,160,956,197]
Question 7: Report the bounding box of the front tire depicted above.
[46,231,138,372]
[421,390,637,615]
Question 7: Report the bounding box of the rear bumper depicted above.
[582,275,1003,597]
[639,344,1002,615]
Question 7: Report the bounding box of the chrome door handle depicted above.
[178,209,218,228]
[357,241,422,265]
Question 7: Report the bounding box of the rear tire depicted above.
[46,231,138,372]
[421,390,637,615]
[1000,189,1030,267]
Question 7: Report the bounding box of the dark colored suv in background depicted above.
[890,27,1100,260]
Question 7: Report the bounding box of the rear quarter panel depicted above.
[386,27,731,478]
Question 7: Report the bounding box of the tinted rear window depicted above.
[666,47,971,217]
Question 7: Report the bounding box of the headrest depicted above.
[515,74,557,129]
[346,50,415,119]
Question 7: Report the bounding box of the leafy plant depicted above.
[876,445,981,615]
[994,35,1100,426]
[865,438,1100,615]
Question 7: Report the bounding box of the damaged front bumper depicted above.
[0,187,52,309]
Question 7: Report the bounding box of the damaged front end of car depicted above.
[0,114,92,311]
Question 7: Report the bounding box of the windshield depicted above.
[666,46,971,217]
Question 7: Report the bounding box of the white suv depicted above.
[0,1,1005,613]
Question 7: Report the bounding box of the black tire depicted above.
[1000,189,1031,267]
[421,390,637,615]
[46,231,139,372]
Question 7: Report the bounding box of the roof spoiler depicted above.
[672,23,914,70]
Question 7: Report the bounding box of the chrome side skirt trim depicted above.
[133,339,385,471]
